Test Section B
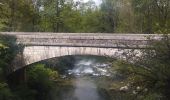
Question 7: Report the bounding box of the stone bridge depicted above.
[0,32,163,73]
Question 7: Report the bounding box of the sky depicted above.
[74,0,102,5]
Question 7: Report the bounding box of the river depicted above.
[45,56,121,100]
[25,55,134,100]
[60,57,112,100]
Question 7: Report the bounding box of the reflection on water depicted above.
[60,77,105,100]
[73,78,102,100]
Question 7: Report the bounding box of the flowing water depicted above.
[64,58,111,100]
[48,56,117,100]
[29,56,131,100]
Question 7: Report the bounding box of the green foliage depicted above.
[132,0,170,33]
[0,35,18,100]
[0,83,14,100]
[0,34,28,100]
[28,64,59,82]
[0,35,18,76]
[0,0,169,33]
[27,64,59,100]
[143,92,162,100]
[12,85,37,100]
[117,35,170,99]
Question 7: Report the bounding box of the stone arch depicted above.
[9,46,125,74]
[23,46,124,66]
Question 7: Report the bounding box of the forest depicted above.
[0,0,170,33]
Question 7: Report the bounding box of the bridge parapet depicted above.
[0,32,163,48]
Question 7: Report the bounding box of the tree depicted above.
[100,0,119,32]
[27,64,59,100]
[118,35,170,99]
[38,0,66,32]
[0,34,18,100]
[132,0,170,33]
